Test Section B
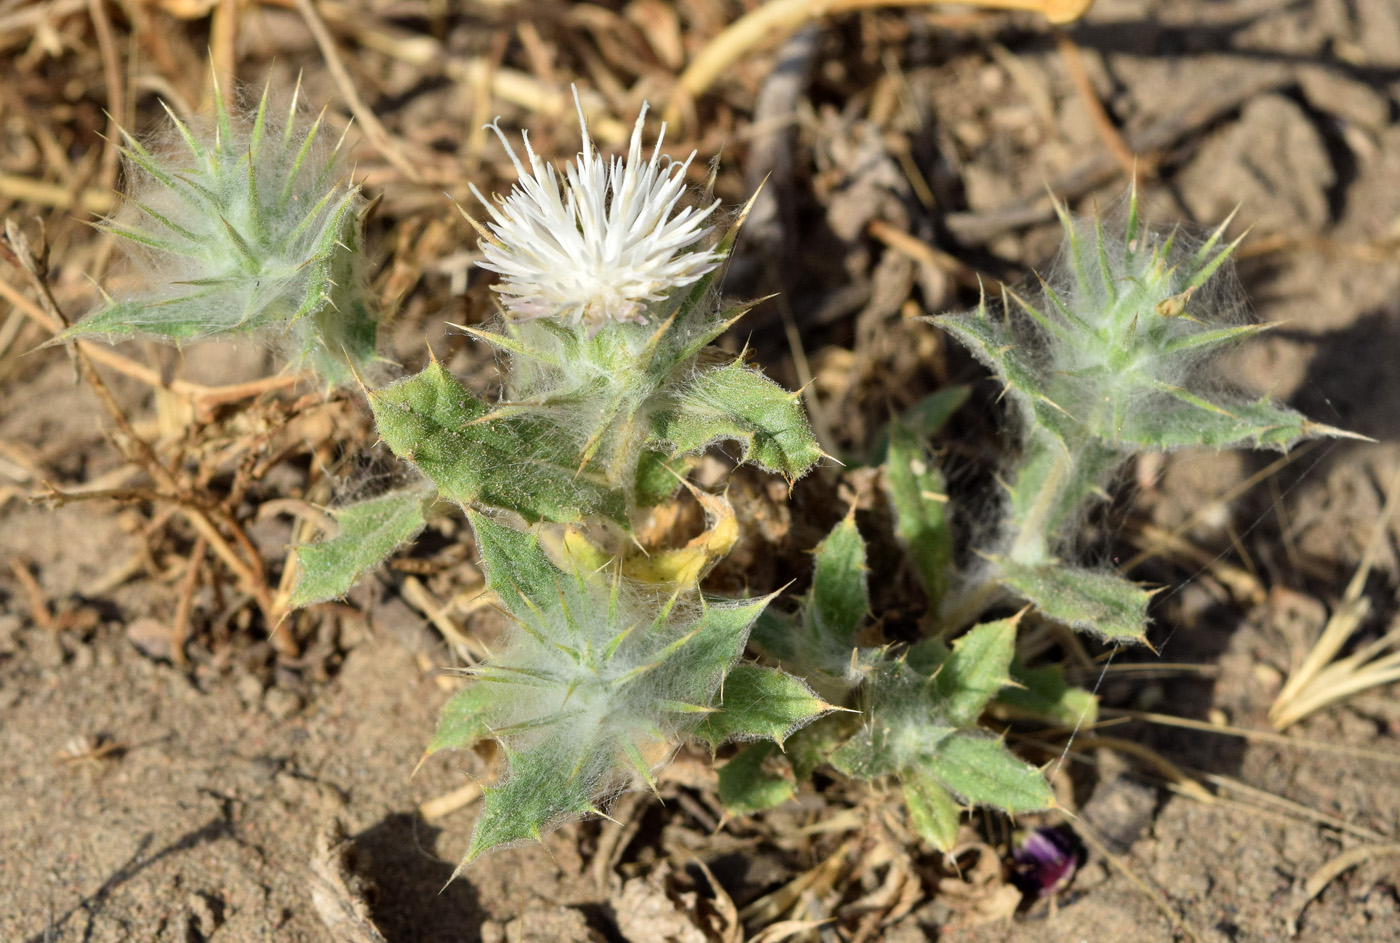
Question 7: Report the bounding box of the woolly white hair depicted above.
[469,90,722,333]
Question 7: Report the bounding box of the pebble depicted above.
[263,687,301,720]
[126,617,174,662]
[235,672,264,708]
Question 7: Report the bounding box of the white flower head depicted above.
[470,90,722,333]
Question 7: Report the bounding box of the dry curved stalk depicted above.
[1190,769,1389,844]
[1053,28,1140,178]
[1069,734,1214,804]
[1270,462,1400,730]
[418,781,484,820]
[87,0,124,192]
[1297,843,1400,918]
[739,839,853,925]
[0,173,113,213]
[666,0,1097,124]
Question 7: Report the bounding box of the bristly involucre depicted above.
[66,75,378,384]
[470,91,722,333]
[425,513,771,867]
[935,188,1339,454]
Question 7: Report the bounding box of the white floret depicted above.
[470,91,721,332]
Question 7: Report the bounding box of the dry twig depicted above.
[1,220,293,654]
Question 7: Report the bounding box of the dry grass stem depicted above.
[290,0,425,185]
[2,222,291,652]
[1270,462,1400,729]
[1068,735,1215,803]
[1121,441,1323,573]
[1053,29,1141,179]
[0,275,312,405]
[667,0,1097,125]
[418,781,484,821]
[1106,708,1400,764]
[401,575,488,663]
[1191,769,1391,843]
[0,174,113,213]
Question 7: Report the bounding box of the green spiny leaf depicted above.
[694,664,833,748]
[786,713,855,782]
[670,301,754,365]
[900,386,971,440]
[929,733,1052,812]
[748,518,876,689]
[211,76,235,152]
[830,658,963,782]
[127,199,202,244]
[634,448,686,508]
[1093,212,1117,304]
[885,422,953,607]
[658,595,773,683]
[717,741,795,815]
[277,110,326,210]
[1002,431,1123,567]
[248,80,271,155]
[935,309,1081,448]
[1115,392,1325,451]
[747,607,800,666]
[1159,321,1270,356]
[95,223,190,255]
[370,362,628,524]
[160,100,208,166]
[1186,233,1245,293]
[809,514,869,653]
[290,486,434,606]
[424,682,499,757]
[868,386,969,460]
[905,638,950,677]
[77,82,379,385]
[902,765,963,851]
[58,301,163,341]
[467,511,560,619]
[652,360,820,480]
[996,557,1152,644]
[996,661,1098,728]
[934,617,1017,726]
[463,740,600,865]
[829,722,901,780]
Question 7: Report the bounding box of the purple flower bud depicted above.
[1013,827,1081,898]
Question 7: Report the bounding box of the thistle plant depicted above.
[293,98,816,602]
[737,513,1066,851]
[934,190,1351,641]
[723,192,1353,846]
[63,77,378,385]
[421,513,828,865]
[36,61,1362,878]
[363,98,819,532]
[275,93,1348,869]
[289,94,831,866]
